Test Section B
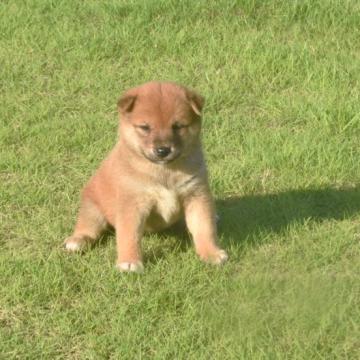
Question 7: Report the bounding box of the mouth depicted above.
[143,152,181,165]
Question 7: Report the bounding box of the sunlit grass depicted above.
[1,1,360,358]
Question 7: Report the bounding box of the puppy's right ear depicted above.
[117,92,137,114]
[185,88,205,117]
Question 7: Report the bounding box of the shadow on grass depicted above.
[142,221,192,264]
[95,186,360,262]
[95,218,192,264]
[217,186,360,247]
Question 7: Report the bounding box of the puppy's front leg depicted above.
[115,201,150,273]
[184,193,228,265]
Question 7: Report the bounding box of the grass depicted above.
[1,0,360,358]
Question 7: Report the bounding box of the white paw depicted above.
[64,236,89,252]
[65,241,82,251]
[116,261,144,273]
[201,249,228,265]
[213,249,228,265]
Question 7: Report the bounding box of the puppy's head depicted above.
[118,81,204,164]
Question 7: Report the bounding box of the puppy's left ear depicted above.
[117,90,137,115]
[186,89,205,116]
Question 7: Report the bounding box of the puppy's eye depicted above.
[172,123,189,131]
[136,124,151,133]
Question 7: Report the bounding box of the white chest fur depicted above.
[152,186,181,224]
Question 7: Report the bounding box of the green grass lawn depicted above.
[1,0,360,358]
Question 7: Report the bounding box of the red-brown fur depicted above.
[64,81,228,272]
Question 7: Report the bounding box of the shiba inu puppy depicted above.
[64,81,228,272]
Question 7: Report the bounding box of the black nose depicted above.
[155,146,171,158]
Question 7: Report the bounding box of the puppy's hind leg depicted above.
[64,198,107,252]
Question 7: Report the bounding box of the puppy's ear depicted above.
[186,89,205,116]
[117,92,137,114]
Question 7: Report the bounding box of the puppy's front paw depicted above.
[212,249,228,264]
[199,249,228,265]
[116,261,144,273]
[64,235,91,252]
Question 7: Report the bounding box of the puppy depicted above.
[64,81,228,272]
